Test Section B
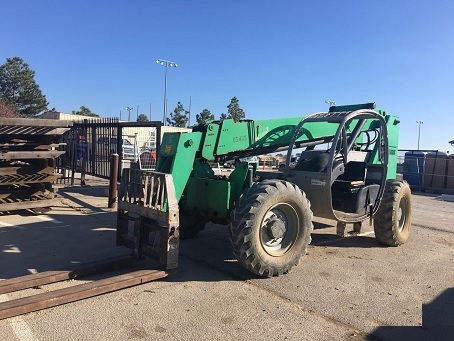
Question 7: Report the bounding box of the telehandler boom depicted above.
[117,102,412,277]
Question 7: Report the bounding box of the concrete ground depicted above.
[0,179,453,341]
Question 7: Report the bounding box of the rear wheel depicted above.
[229,180,313,277]
[374,180,412,246]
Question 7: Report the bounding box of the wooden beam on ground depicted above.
[0,255,137,295]
[0,270,167,320]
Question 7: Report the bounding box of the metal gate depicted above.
[56,119,162,184]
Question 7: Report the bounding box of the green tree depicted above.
[71,106,99,117]
[137,113,149,122]
[0,57,48,117]
[219,113,227,121]
[166,102,189,127]
[227,96,245,122]
[196,109,215,124]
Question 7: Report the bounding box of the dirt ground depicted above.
[0,184,453,340]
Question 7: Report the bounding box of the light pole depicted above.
[126,107,133,121]
[156,59,178,125]
[416,120,424,150]
[325,99,336,108]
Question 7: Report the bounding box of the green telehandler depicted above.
[117,102,412,277]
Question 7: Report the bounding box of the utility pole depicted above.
[188,96,192,127]
[416,120,424,150]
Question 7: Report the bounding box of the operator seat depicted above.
[293,151,338,173]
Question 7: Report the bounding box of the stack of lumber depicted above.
[0,117,72,212]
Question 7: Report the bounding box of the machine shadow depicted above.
[311,220,380,248]
[58,184,108,197]
[367,287,454,340]
[57,185,112,213]
[0,212,125,278]
[168,223,258,282]
[311,233,381,248]
[166,219,383,283]
[0,184,121,280]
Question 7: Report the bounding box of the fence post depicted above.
[108,154,119,209]
[70,135,76,186]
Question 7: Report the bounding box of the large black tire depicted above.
[374,180,412,246]
[229,180,313,277]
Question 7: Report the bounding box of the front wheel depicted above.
[229,180,313,277]
[374,180,412,246]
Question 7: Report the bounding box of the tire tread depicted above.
[229,180,313,277]
[374,179,412,246]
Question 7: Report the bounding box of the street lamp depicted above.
[416,120,424,150]
[325,99,336,108]
[126,107,133,121]
[156,59,178,125]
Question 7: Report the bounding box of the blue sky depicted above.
[1,1,453,151]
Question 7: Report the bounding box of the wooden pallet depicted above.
[0,255,167,320]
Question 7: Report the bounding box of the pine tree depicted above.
[166,102,189,127]
[227,97,245,122]
[71,106,99,117]
[0,57,48,117]
[0,99,19,118]
[137,114,150,122]
[196,109,215,124]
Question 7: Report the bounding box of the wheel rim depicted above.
[397,195,409,232]
[260,203,299,256]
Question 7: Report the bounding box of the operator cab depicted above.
[284,103,388,223]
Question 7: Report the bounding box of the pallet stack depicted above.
[0,117,72,212]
